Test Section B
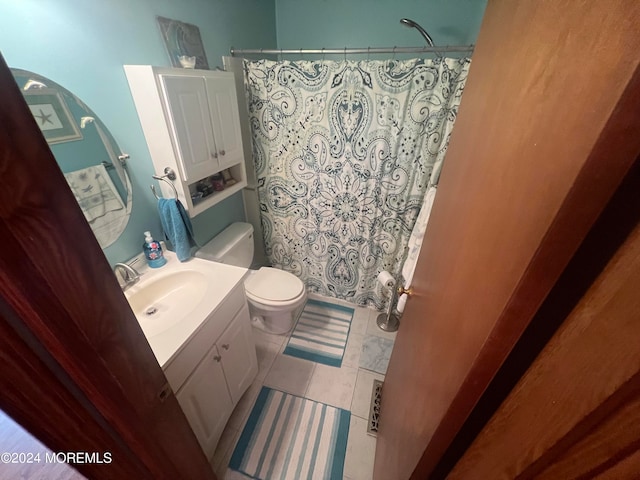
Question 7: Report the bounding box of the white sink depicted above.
[123,250,247,367]
[127,270,209,338]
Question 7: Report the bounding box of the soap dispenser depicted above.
[142,231,167,268]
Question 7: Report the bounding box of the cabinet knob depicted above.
[222,344,230,350]
[219,150,226,156]
[213,355,222,362]
[212,152,218,159]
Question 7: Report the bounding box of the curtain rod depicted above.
[230,45,474,56]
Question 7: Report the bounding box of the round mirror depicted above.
[11,68,132,248]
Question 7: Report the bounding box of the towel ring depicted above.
[150,167,178,200]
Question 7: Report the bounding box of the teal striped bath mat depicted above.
[283,299,354,367]
[229,387,350,480]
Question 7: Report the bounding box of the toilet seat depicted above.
[244,267,305,306]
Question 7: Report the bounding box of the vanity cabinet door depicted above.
[161,75,220,182]
[218,304,258,404]
[204,76,243,169]
[175,344,233,459]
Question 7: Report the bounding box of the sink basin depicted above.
[126,270,208,338]
[121,250,248,367]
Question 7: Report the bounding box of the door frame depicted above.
[433,157,640,477]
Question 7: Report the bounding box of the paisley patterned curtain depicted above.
[244,57,470,309]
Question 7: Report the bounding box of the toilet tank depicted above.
[195,222,254,267]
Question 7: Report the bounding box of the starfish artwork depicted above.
[24,91,82,143]
[34,108,53,126]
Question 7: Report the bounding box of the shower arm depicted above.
[400,18,435,47]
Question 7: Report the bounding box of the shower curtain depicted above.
[244,57,470,309]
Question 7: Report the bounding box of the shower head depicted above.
[400,18,435,47]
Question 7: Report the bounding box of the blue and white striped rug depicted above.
[283,299,354,368]
[229,387,350,480]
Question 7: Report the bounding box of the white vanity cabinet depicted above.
[124,65,247,217]
[217,304,258,405]
[163,283,258,459]
[176,344,234,458]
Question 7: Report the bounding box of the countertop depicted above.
[124,250,247,367]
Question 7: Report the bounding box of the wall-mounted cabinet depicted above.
[124,65,247,217]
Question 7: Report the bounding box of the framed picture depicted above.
[24,89,82,144]
[157,16,209,70]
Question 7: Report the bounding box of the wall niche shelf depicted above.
[124,65,247,217]
[190,179,245,217]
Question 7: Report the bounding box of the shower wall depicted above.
[275,0,487,50]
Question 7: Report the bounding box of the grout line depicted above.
[351,412,372,421]
[302,362,316,399]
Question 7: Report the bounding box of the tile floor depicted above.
[211,294,396,480]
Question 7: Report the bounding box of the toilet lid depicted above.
[245,267,304,302]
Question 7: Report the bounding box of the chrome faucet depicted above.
[113,261,141,291]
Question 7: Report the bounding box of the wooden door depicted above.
[449,161,640,478]
[0,55,216,479]
[176,345,234,459]
[374,0,640,478]
[219,304,259,404]
[162,74,220,181]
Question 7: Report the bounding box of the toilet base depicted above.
[247,295,306,336]
[251,315,292,335]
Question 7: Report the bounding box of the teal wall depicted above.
[276,0,486,53]
[1,0,485,265]
[0,0,277,265]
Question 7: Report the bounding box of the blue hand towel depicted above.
[157,198,195,262]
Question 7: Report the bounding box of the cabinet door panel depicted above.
[162,75,219,181]
[219,305,258,404]
[176,345,233,459]
[205,76,243,168]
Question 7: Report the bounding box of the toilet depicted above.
[195,222,306,334]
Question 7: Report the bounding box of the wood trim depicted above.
[532,371,640,479]
[0,54,216,478]
[433,157,640,477]
[589,447,640,479]
[448,198,640,478]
